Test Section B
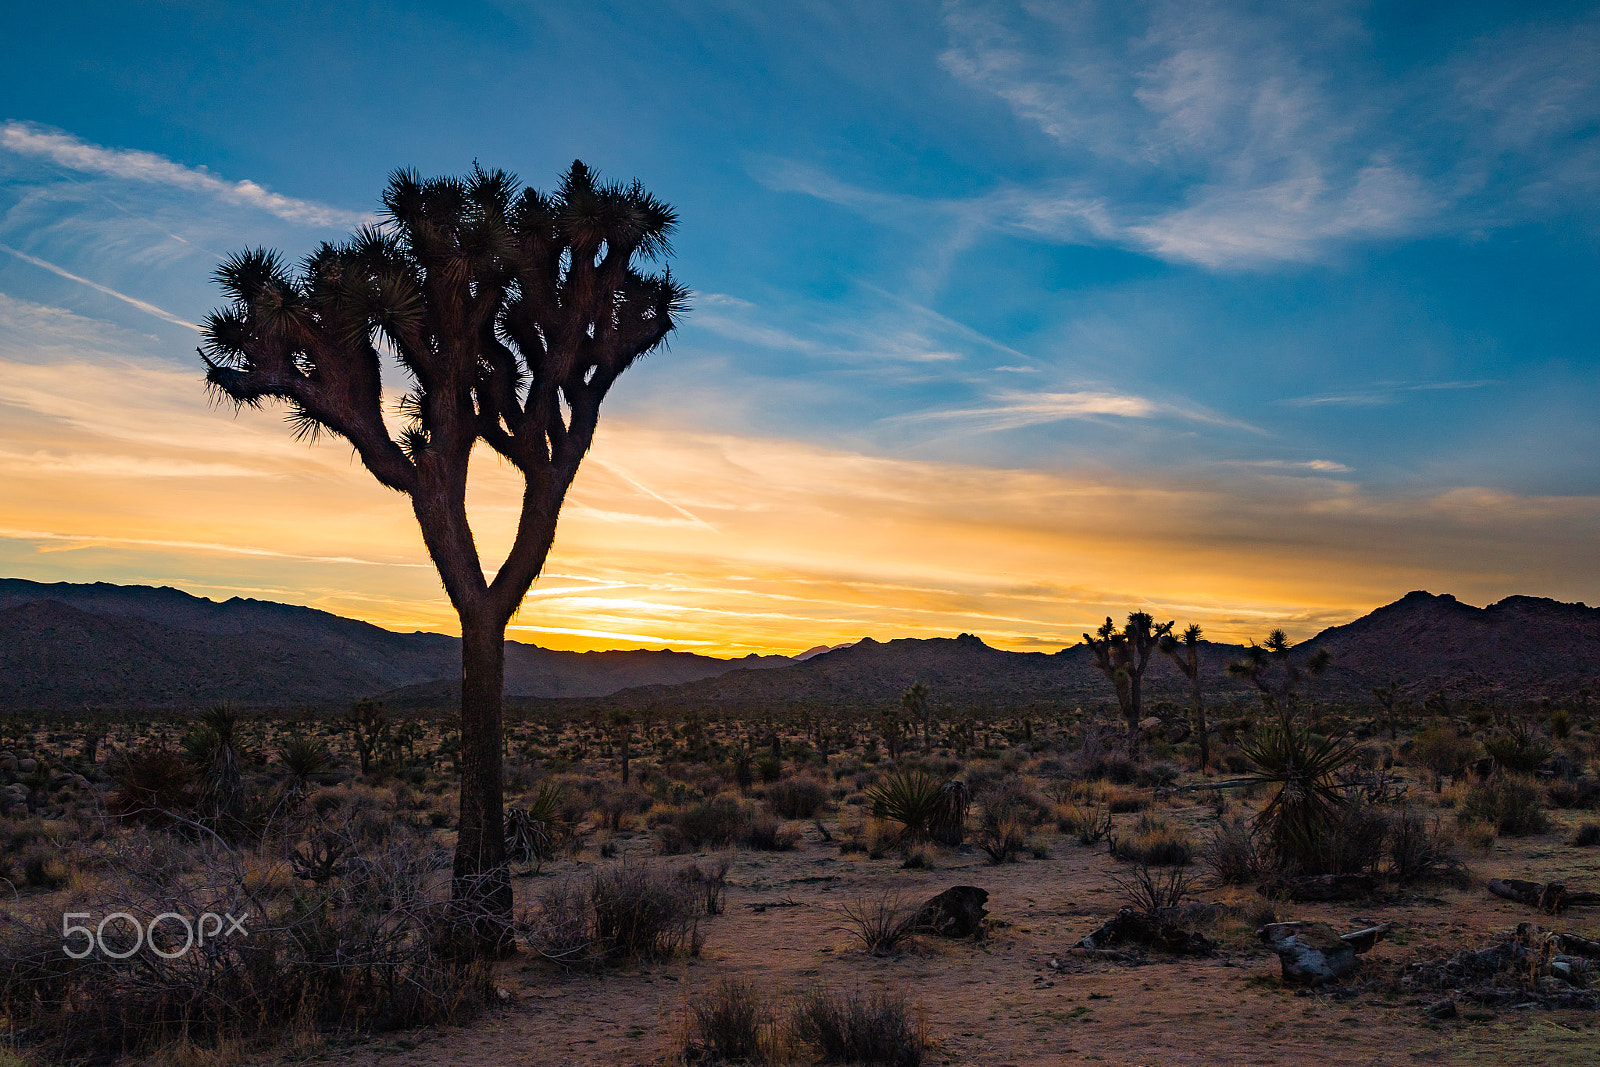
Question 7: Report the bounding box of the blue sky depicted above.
[1,1,1597,651]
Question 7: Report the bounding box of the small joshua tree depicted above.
[1159,623,1210,771]
[900,681,932,754]
[1083,612,1174,755]
[1227,629,1331,720]
[347,697,389,777]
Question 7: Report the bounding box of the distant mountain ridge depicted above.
[0,579,788,710]
[0,580,1595,711]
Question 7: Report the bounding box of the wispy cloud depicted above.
[0,242,198,330]
[0,121,373,228]
[891,388,1259,434]
[1280,380,1500,407]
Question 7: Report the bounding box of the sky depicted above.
[1,0,1597,655]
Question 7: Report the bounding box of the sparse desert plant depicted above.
[684,979,770,1065]
[1458,776,1549,836]
[1108,815,1194,866]
[1202,817,1265,885]
[1057,799,1114,846]
[590,866,702,961]
[1386,807,1468,885]
[789,988,925,1067]
[676,857,730,915]
[1483,722,1551,775]
[975,815,1026,865]
[1412,726,1479,792]
[1573,822,1600,847]
[278,735,331,790]
[107,745,193,823]
[838,893,915,956]
[744,813,801,851]
[1112,862,1193,914]
[658,796,750,854]
[766,774,829,819]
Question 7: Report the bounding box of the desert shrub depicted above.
[1135,762,1181,788]
[743,814,801,851]
[0,831,486,1060]
[597,785,652,831]
[106,746,193,823]
[1306,802,1390,877]
[1202,817,1264,884]
[975,816,1025,865]
[1112,863,1193,913]
[1458,777,1550,836]
[976,778,1052,828]
[766,775,829,819]
[1546,777,1600,810]
[1483,722,1551,775]
[1411,727,1479,792]
[1102,786,1148,814]
[1573,822,1600,847]
[677,858,730,915]
[1108,815,1194,866]
[756,755,783,783]
[590,867,702,961]
[685,979,769,1065]
[1057,799,1113,845]
[657,796,749,854]
[900,844,935,870]
[789,988,924,1067]
[1386,808,1468,885]
[838,893,915,956]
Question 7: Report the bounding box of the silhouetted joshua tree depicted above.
[1159,623,1210,771]
[1226,629,1331,720]
[901,681,932,754]
[200,162,686,953]
[1083,612,1174,755]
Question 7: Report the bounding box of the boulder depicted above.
[911,885,988,938]
[1257,921,1390,986]
[1079,907,1215,956]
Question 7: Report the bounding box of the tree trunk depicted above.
[1125,671,1143,756]
[454,611,513,955]
[1192,673,1209,772]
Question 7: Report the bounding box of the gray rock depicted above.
[911,885,988,938]
[1426,998,1457,1020]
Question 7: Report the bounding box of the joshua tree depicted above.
[347,697,389,776]
[1369,679,1403,742]
[901,681,932,753]
[1159,623,1210,771]
[200,162,686,952]
[1083,612,1174,755]
[1226,629,1331,720]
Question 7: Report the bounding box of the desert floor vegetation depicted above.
[2,697,1599,1064]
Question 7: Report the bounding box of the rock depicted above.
[0,753,17,773]
[1079,907,1215,956]
[1257,921,1389,986]
[1426,998,1457,1020]
[911,886,988,938]
[16,758,37,774]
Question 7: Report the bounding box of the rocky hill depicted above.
[0,579,788,710]
[2,580,1594,712]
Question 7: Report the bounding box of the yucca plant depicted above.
[279,736,332,791]
[864,770,963,844]
[506,781,570,869]
[1240,714,1361,873]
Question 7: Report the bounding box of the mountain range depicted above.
[1,579,1596,712]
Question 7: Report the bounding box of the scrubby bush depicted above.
[1458,777,1549,836]
[657,796,749,854]
[1202,817,1264,884]
[975,816,1025,864]
[684,979,769,1064]
[744,813,801,851]
[1108,815,1194,866]
[1573,822,1600,847]
[838,893,915,956]
[1483,723,1551,775]
[766,775,829,819]
[789,988,924,1066]
[1410,727,1478,792]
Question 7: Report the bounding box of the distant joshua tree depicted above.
[1226,629,1331,719]
[1083,612,1175,755]
[901,681,932,753]
[200,162,687,953]
[1159,623,1210,771]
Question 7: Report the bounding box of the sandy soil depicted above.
[265,798,1600,1067]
